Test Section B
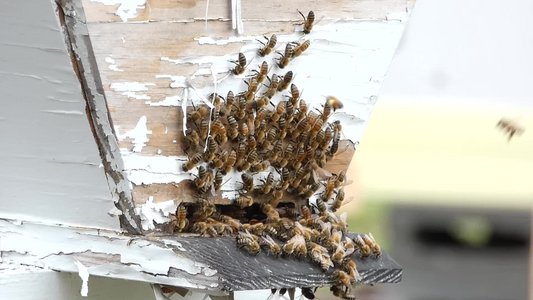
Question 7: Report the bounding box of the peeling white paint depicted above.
[116,116,152,152]
[121,151,192,185]
[110,81,155,100]
[156,75,187,88]
[146,95,182,107]
[91,0,147,22]
[135,197,178,230]
[105,56,124,72]
[0,220,218,281]
[74,260,90,297]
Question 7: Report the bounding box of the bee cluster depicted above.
[170,10,382,299]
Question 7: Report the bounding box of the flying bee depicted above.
[231,52,247,75]
[308,242,333,271]
[277,43,293,69]
[169,204,188,233]
[282,234,307,257]
[236,231,260,255]
[260,235,282,257]
[291,40,310,57]
[235,194,254,209]
[188,104,209,125]
[496,118,525,141]
[332,188,345,212]
[298,10,315,34]
[326,95,344,111]
[257,34,277,56]
[241,173,254,192]
[277,71,293,91]
[362,233,381,257]
[182,153,203,171]
[222,150,237,174]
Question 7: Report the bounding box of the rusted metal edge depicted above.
[54,0,142,234]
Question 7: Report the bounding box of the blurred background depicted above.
[326,0,533,299]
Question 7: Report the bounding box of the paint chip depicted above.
[74,260,90,297]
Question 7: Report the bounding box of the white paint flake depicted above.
[121,151,192,185]
[116,116,152,152]
[110,81,155,100]
[135,197,178,230]
[146,95,182,107]
[74,260,90,297]
[105,56,124,72]
[91,0,146,22]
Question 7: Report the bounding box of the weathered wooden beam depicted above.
[0,219,401,294]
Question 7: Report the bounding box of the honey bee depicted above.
[291,40,310,57]
[261,203,280,221]
[277,71,293,91]
[244,78,258,102]
[342,258,360,283]
[252,61,269,84]
[188,104,209,125]
[282,234,307,257]
[362,233,381,257]
[269,189,284,208]
[241,173,254,192]
[326,96,344,111]
[211,119,227,144]
[353,235,371,257]
[213,170,224,191]
[332,244,346,264]
[328,134,340,158]
[334,170,346,188]
[193,199,216,221]
[298,10,315,34]
[204,136,218,161]
[169,205,188,233]
[260,235,282,257]
[496,118,525,141]
[199,119,209,140]
[236,231,261,255]
[219,215,242,233]
[225,90,235,115]
[222,150,237,174]
[235,194,254,209]
[259,172,275,194]
[257,34,277,57]
[307,242,333,271]
[335,270,353,288]
[231,52,247,75]
[332,188,345,212]
[277,43,293,69]
[184,129,200,153]
[191,221,218,237]
[263,74,280,98]
[194,166,209,188]
[182,153,203,171]
[226,115,239,140]
[250,160,270,173]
